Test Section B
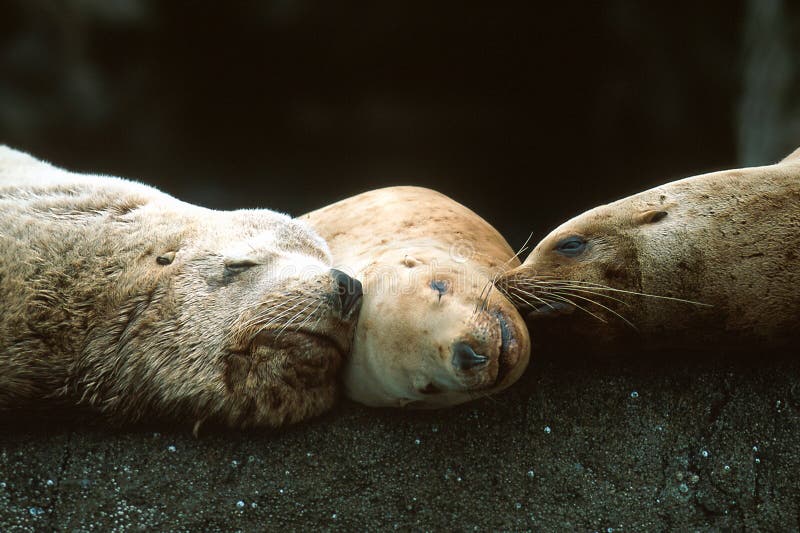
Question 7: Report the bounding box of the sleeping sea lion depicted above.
[302,186,531,407]
[0,146,362,429]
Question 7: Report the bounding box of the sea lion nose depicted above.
[451,342,489,370]
[331,269,363,317]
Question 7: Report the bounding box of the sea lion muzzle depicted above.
[331,269,363,318]
[451,342,489,370]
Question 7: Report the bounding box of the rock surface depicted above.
[1,350,799,531]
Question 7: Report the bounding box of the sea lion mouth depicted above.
[525,301,574,320]
[494,312,514,386]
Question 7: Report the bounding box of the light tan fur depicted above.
[0,146,360,429]
[499,152,800,350]
[302,187,530,407]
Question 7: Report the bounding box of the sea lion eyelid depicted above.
[223,259,259,274]
[554,236,587,257]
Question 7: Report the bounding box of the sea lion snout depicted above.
[331,269,363,318]
[451,342,488,370]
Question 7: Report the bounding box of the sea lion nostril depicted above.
[331,269,363,316]
[451,342,489,370]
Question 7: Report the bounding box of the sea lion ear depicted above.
[634,209,668,225]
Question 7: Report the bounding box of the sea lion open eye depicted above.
[555,236,587,257]
[224,259,259,275]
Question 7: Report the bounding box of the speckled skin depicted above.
[499,149,800,350]
[0,146,360,429]
[302,186,531,407]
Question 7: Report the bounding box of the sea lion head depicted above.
[496,196,672,344]
[92,207,363,429]
[341,247,530,408]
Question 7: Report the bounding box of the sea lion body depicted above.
[302,186,530,407]
[0,146,362,428]
[499,152,800,351]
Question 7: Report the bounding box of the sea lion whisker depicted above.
[508,290,559,312]
[293,300,325,333]
[494,231,535,274]
[544,292,608,324]
[539,285,631,307]
[275,299,319,339]
[549,290,638,330]
[512,279,710,307]
[238,295,308,329]
[505,285,559,311]
[254,300,306,328]
[480,281,494,313]
[243,300,308,339]
[474,279,493,315]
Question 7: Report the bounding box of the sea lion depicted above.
[0,146,362,429]
[301,186,531,408]
[497,149,800,351]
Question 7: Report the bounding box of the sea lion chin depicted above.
[302,186,531,408]
[0,145,362,429]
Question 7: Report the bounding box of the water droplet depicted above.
[236,500,245,509]
[700,449,709,458]
[630,391,639,399]
[457,476,463,482]
[607,528,615,533]
[167,445,176,453]
[306,452,313,457]
[515,502,522,510]
[45,479,54,487]
[231,460,239,468]
[332,513,338,520]
[752,446,759,453]
[0,482,6,489]
[690,475,699,483]
[279,488,285,495]
[755,458,761,464]
[723,465,731,473]
[431,426,439,433]
[29,507,45,516]
[414,439,421,445]
[679,483,689,493]
[526,470,535,479]
[544,426,551,434]
[251,502,258,509]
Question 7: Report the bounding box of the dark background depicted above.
[4,3,800,530]
[1,0,798,249]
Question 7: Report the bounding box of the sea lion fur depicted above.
[499,151,800,351]
[0,146,361,429]
[303,186,531,407]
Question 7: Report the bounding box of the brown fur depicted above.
[499,152,800,351]
[302,187,530,407]
[0,146,360,429]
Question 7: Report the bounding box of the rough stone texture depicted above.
[1,349,799,531]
